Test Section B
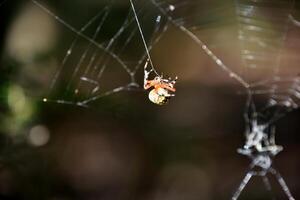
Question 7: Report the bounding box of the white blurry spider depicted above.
[241,120,283,154]
[232,120,294,200]
[143,59,177,105]
[238,120,283,158]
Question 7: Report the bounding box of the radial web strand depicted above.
[150,0,297,199]
[234,0,296,199]
[30,0,169,107]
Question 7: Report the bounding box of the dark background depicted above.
[0,0,299,199]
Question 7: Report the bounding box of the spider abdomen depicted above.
[148,88,170,105]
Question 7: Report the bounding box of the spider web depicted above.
[1,0,299,198]
[149,0,298,199]
[27,0,169,107]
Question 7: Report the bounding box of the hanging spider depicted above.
[129,0,177,105]
[143,59,177,105]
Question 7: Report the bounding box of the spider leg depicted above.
[269,167,295,200]
[144,80,159,90]
[243,91,253,136]
[160,84,176,92]
[232,170,255,200]
[144,80,153,90]
[144,59,151,71]
[144,59,154,89]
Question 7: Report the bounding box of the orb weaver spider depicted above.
[143,59,177,105]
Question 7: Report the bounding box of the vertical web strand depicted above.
[129,0,160,76]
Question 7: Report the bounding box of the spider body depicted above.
[143,59,177,105]
[144,76,177,105]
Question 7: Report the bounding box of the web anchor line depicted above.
[129,0,160,77]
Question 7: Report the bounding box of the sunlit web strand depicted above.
[236,0,298,123]
[77,15,170,105]
[232,1,296,198]
[34,0,168,106]
[146,1,296,199]
[149,0,296,198]
[71,6,138,97]
[80,3,158,87]
[150,0,250,89]
[132,21,169,75]
[115,14,168,78]
[77,5,152,96]
[289,14,300,27]
[236,1,281,106]
[151,1,260,129]
[48,9,108,96]
[66,5,111,92]
[43,86,130,108]
[265,1,295,121]
[76,11,154,98]
[236,0,294,85]
[130,0,160,77]
[31,0,132,80]
[30,0,136,105]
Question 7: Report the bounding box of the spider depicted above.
[143,60,177,105]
